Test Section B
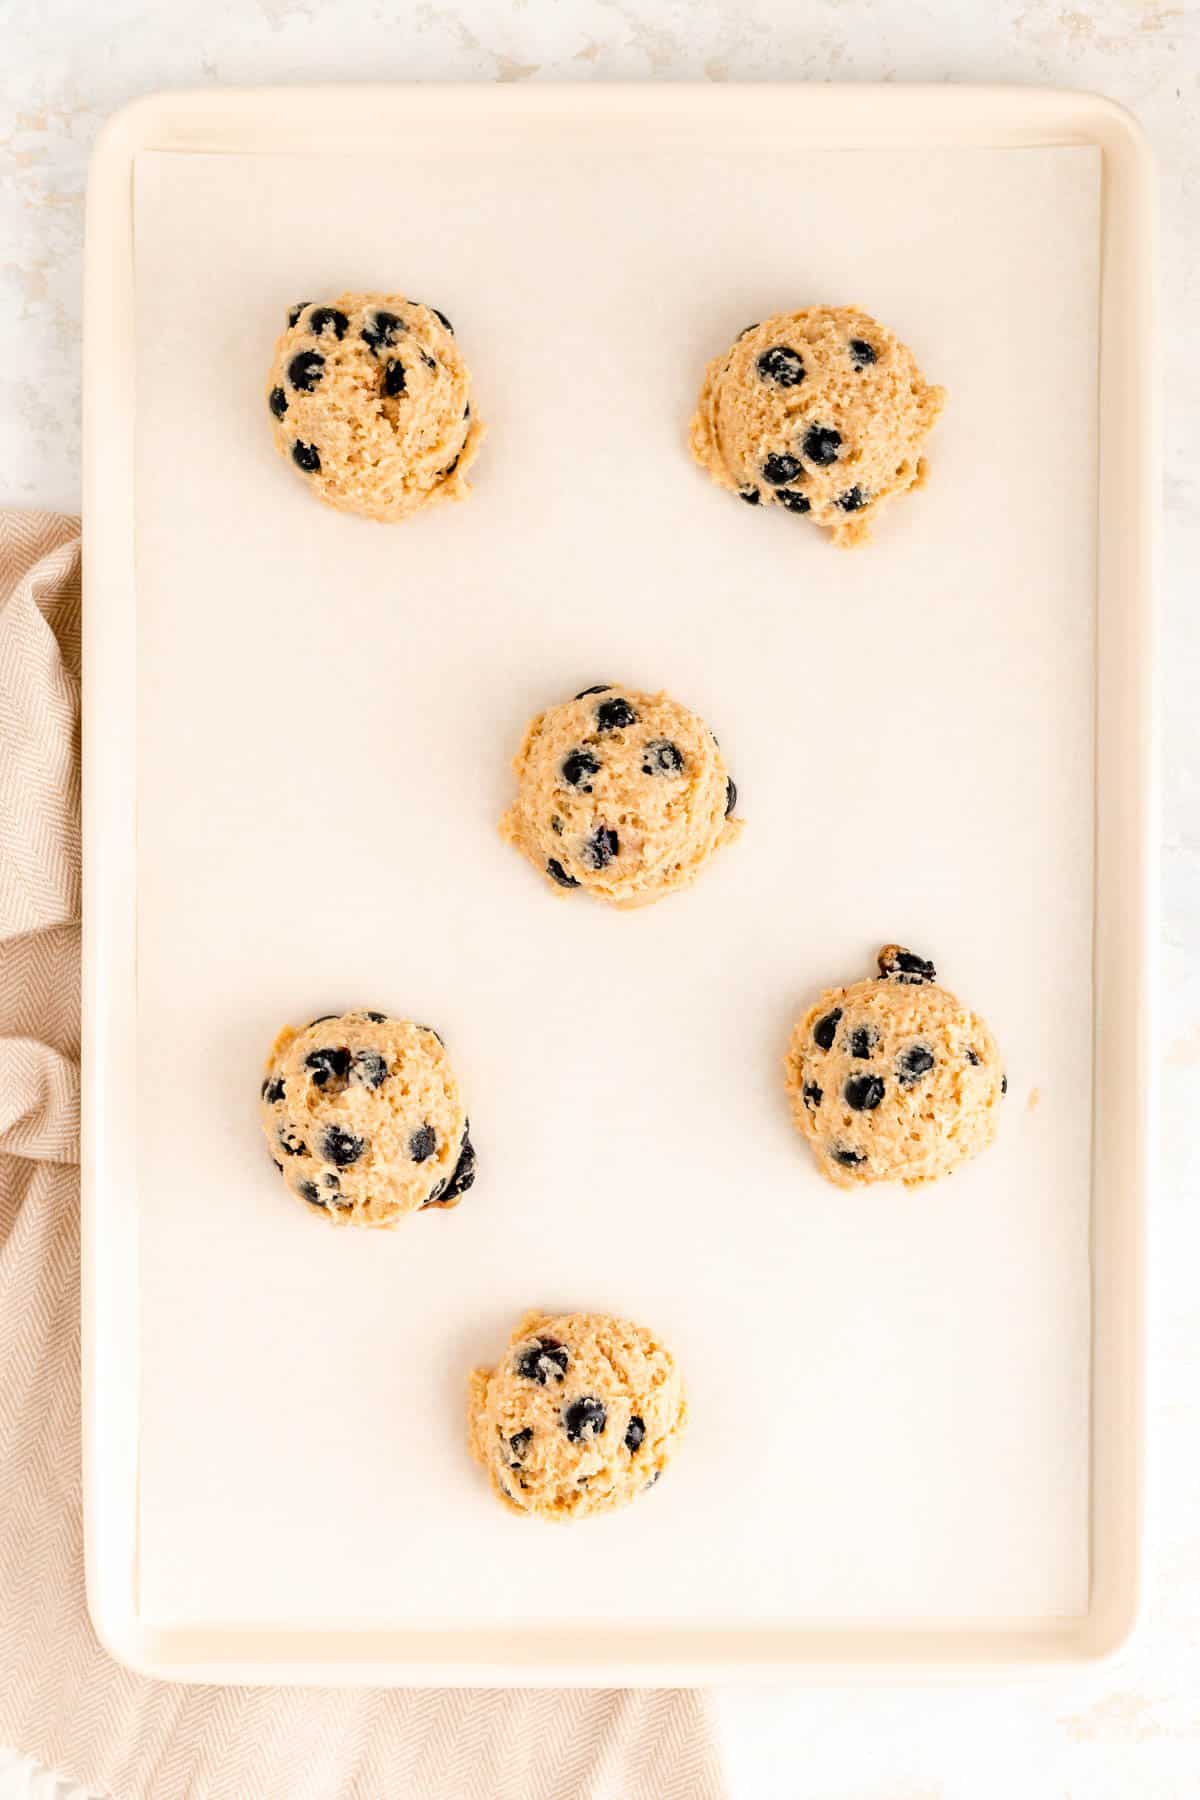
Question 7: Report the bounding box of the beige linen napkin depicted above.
[0,511,727,1800]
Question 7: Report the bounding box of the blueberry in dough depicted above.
[776,489,811,514]
[547,858,580,889]
[763,453,802,486]
[580,825,619,871]
[383,359,407,397]
[361,309,405,353]
[596,696,639,731]
[268,386,288,419]
[802,424,842,466]
[308,307,349,340]
[291,440,321,473]
[642,740,684,776]
[408,1123,437,1163]
[515,1337,570,1385]
[756,346,805,387]
[562,1396,607,1443]
[288,350,325,392]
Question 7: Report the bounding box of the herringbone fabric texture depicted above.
[0,511,727,1800]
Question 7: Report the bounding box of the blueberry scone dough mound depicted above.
[260,1010,476,1226]
[265,293,484,521]
[499,684,742,907]
[469,1311,687,1521]
[785,946,1005,1188]
[689,306,944,546]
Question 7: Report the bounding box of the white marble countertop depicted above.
[2,1,1196,1795]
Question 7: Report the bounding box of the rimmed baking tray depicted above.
[82,83,1156,1683]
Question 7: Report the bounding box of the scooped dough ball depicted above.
[499,683,742,908]
[260,1009,476,1226]
[468,1310,687,1521]
[784,945,1005,1186]
[690,306,944,546]
[265,292,484,521]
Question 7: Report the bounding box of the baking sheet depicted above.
[132,137,1099,1632]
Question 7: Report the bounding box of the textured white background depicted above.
[1,1,1196,1796]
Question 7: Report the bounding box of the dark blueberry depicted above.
[574,685,611,699]
[776,488,811,514]
[849,1025,878,1060]
[305,1046,350,1087]
[419,348,437,371]
[360,309,404,354]
[877,946,936,984]
[383,359,407,397]
[802,424,842,466]
[429,306,454,334]
[562,1396,607,1443]
[297,1180,324,1207]
[308,306,348,340]
[625,1415,646,1454]
[351,1049,388,1089]
[898,1044,935,1084]
[547,858,580,889]
[277,1125,307,1158]
[803,1081,823,1111]
[365,1010,388,1023]
[596,696,639,731]
[308,1015,337,1026]
[322,1171,341,1190]
[268,386,288,419]
[287,302,310,328]
[287,350,325,392]
[642,739,684,776]
[440,453,461,479]
[580,825,619,871]
[845,1074,885,1111]
[509,1428,533,1462]
[832,1146,866,1167]
[321,1125,366,1167]
[261,1076,286,1104]
[1002,1074,1008,1095]
[737,322,760,339]
[562,748,600,790]
[813,1007,843,1051]
[440,1131,477,1201]
[739,487,761,505]
[515,1337,569,1385]
[725,777,737,817]
[966,1047,981,1066]
[849,337,877,368]
[416,1024,444,1043]
[836,486,867,513]
[408,1123,437,1163]
[756,346,805,387]
[292,440,321,473]
[763,452,802,486]
[550,815,563,835]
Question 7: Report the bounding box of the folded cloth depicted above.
[0,512,727,1800]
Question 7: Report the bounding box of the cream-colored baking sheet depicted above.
[132,137,1099,1631]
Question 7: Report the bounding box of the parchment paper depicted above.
[131,135,1099,1632]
